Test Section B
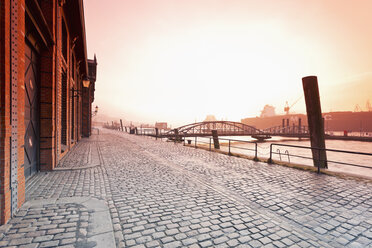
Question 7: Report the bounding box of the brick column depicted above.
[0,0,26,224]
[81,84,92,137]
[39,0,57,171]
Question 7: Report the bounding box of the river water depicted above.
[194,136,372,178]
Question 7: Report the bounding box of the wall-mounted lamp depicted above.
[71,78,91,97]
[82,79,90,88]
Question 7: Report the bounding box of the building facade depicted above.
[0,0,97,224]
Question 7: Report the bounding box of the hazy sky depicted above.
[84,0,372,126]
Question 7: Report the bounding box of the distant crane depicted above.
[284,96,302,115]
[354,104,362,112]
[366,100,372,112]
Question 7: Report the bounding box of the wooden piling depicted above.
[302,76,328,168]
[120,119,124,131]
[174,129,179,143]
[212,130,220,149]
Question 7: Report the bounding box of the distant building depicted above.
[155,122,168,129]
[204,115,217,122]
[260,105,276,117]
[242,111,372,132]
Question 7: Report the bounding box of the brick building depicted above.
[0,0,97,224]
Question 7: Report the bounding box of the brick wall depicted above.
[1,0,94,224]
[0,0,26,224]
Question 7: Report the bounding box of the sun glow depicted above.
[84,0,372,126]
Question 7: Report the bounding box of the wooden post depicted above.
[212,130,220,149]
[120,119,124,131]
[174,129,179,143]
[302,76,327,168]
[155,128,159,140]
[298,118,302,133]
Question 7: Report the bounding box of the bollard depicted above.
[155,128,158,140]
[212,130,220,149]
[120,119,124,131]
[268,144,273,163]
[302,76,328,168]
[174,129,179,143]
[254,143,258,161]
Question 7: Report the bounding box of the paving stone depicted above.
[19,244,39,248]
[9,238,33,246]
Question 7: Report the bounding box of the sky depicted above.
[83,0,372,127]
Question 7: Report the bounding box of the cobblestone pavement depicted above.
[57,137,101,169]
[1,128,371,247]
[0,202,89,248]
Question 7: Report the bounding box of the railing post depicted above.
[228,140,231,155]
[268,144,273,163]
[318,148,321,174]
[254,143,258,161]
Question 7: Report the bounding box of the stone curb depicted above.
[22,197,115,248]
[53,164,101,171]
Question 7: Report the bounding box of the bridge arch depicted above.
[166,121,262,136]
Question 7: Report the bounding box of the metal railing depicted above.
[113,128,372,174]
[268,143,372,173]
[181,136,258,160]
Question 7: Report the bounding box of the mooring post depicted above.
[302,76,328,168]
[212,130,220,149]
[155,128,158,140]
[120,119,124,131]
[174,129,179,143]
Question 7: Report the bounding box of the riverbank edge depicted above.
[184,143,372,184]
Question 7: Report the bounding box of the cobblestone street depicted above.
[1,128,371,247]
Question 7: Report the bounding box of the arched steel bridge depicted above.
[163,121,262,138]
[156,121,309,139]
